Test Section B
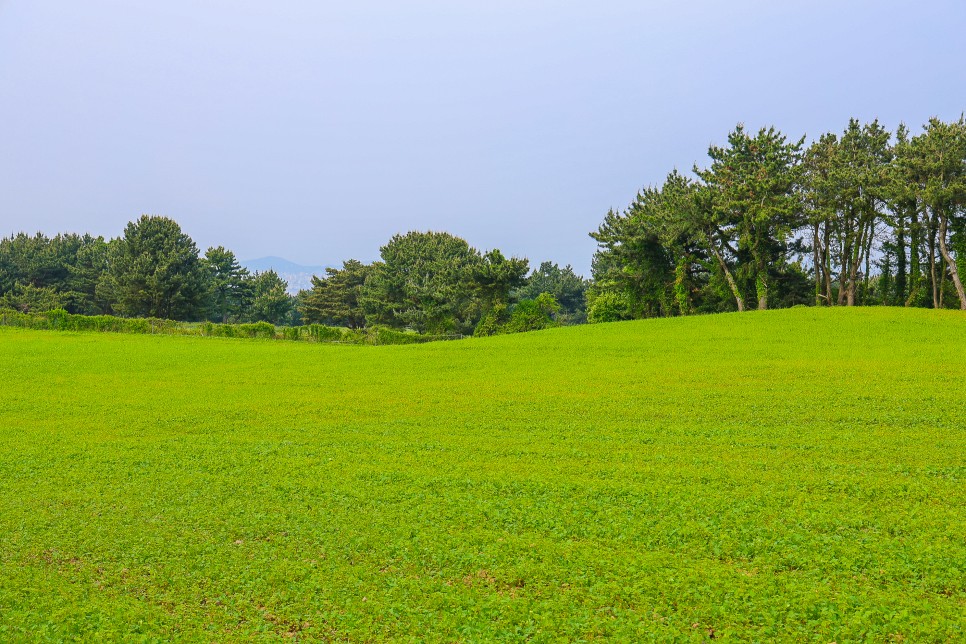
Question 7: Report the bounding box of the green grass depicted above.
[1,307,965,641]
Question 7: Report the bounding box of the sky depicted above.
[1,1,964,276]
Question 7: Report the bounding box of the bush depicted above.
[475,294,560,336]
[474,304,511,337]
[368,326,422,345]
[45,309,70,330]
[238,322,276,339]
[587,291,632,324]
[0,310,462,346]
[304,324,349,343]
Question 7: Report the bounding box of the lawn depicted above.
[1,307,965,641]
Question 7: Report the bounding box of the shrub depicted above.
[474,304,511,337]
[0,310,464,346]
[44,309,70,330]
[305,324,348,343]
[587,291,632,324]
[237,321,276,339]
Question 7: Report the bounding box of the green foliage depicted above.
[361,231,483,334]
[901,117,966,308]
[302,323,351,342]
[503,293,559,333]
[473,294,560,336]
[0,283,63,313]
[473,303,511,337]
[97,215,208,320]
[2,308,965,640]
[0,309,462,347]
[202,321,277,339]
[0,308,180,334]
[202,246,251,323]
[586,289,633,323]
[471,249,529,312]
[593,117,966,315]
[300,259,371,328]
[241,321,276,339]
[293,323,444,345]
[696,125,804,310]
[803,119,892,306]
[516,261,588,324]
[247,270,293,325]
[0,232,109,314]
[590,195,676,318]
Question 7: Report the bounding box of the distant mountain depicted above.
[241,256,332,294]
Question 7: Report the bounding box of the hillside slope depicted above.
[1,308,965,640]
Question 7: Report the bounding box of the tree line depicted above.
[6,115,963,336]
[0,216,588,335]
[0,217,294,325]
[589,116,966,321]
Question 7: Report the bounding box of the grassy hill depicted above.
[1,308,965,641]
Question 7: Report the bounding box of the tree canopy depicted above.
[361,231,485,334]
[6,116,963,333]
[97,215,208,320]
[590,117,966,319]
[300,260,371,329]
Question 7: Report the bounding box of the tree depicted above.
[97,215,208,320]
[517,261,588,324]
[474,292,560,335]
[803,133,839,305]
[63,234,111,314]
[696,125,804,310]
[884,124,920,306]
[590,171,744,318]
[903,117,966,309]
[590,195,675,319]
[0,232,108,314]
[300,260,371,328]
[203,246,251,323]
[471,249,529,313]
[247,270,293,324]
[361,231,483,334]
[1,283,62,313]
[586,290,632,323]
[654,173,726,314]
[804,119,892,306]
[0,233,62,295]
[503,293,561,333]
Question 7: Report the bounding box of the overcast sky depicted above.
[1,1,964,275]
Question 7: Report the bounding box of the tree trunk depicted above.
[709,239,745,312]
[823,220,834,304]
[674,255,691,315]
[907,209,921,306]
[938,212,966,309]
[928,219,939,308]
[756,258,768,310]
[813,223,823,306]
[837,231,850,306]
[895,211,907,304]
[863,221,874,303]
[940,268,946,309]
[845,220,866,307]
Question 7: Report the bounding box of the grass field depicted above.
[2,307,965,641]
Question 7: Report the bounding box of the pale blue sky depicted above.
[1,0,964,275]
